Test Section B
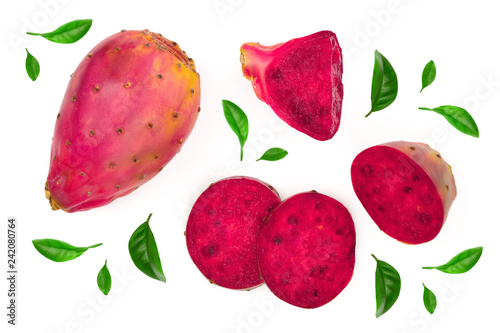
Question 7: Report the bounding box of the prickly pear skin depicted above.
[45,30,201,212]
[240,31,343,141]
[351,141,457,244]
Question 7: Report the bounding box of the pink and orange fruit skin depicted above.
[351,141,457,244]
[186,177,281,290]
[240,30,343,141]
[45,30,201,212]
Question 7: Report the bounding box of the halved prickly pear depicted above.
[240,31,343,141]
[351,141,457,244]
[257,191,356,308]
[45,30,201,212]
[186,177,281,290]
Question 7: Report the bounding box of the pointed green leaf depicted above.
[222,99,249,161]
[423,246,483,274]
[128,213,166,282]
[257,148,288,161]
[419,105,479,138]
[25,48,40,81]
[372,254,401,318]
[366,50,398,117]
[420,60,436,93]
[32,239,102,262]
[26,19,92,44]
[97,260,112,295]
[422,283,437,314]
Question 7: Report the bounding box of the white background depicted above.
[1,0,499,332]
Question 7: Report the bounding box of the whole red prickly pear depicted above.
[45,30,201,212]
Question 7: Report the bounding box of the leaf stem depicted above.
[26,32,40,36]
[146,213,153,223]
[418,107,432,111]
[240,147,243,161]
[365,110,374,118]
[422,266,434,270]
[371,254,378,261]
[89,243,103,249]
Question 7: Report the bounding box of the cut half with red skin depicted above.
[240,30,343,141]
[186,176,280,290]
[257,191,356,309]
[351,141,457,244]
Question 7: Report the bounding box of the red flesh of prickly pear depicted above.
[45,30,201,212]
[257,191,356,308]
[351,141,457,244]
[186,176,281,290]
[240,31,343,141]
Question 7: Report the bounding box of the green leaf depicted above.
[25,48,40,81]
[222,99,249,161]
[418,105,479,138]
[128,213,166,282]
[26,19,92,44]
[366,50,398,117]
[423,246,483,274]
[97,260,112,295]
[257,148,288,161]
[372,254,401,318]
[32,239,102,262]
[420,60,436,93]
[422,283,437,314]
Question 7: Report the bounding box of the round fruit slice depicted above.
[186,176,280,290]
[257,191,356,308]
